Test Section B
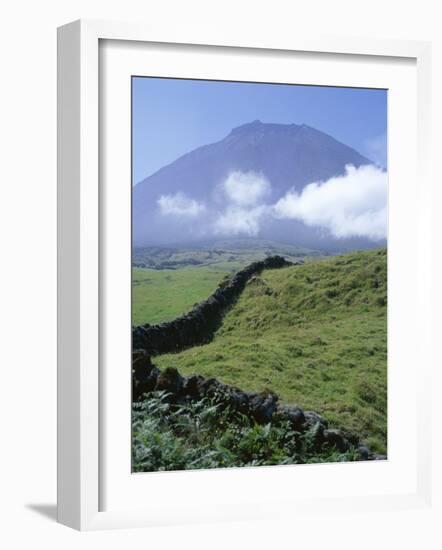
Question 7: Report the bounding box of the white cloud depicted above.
[222,171,271,206]
[213,205,267,237]
[273,164,387,240]
[157,166,387,241]
[157,192,206,217]
[212,171,271,236]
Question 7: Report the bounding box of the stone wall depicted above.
[132,350,386,461]
[132,255,294,356]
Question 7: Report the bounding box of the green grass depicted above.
[155,248,387,453]
[132,265,234,325]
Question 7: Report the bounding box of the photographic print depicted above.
[131,77,387,472]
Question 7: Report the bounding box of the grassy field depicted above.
[153,249,387,453]
[132,265,237,326]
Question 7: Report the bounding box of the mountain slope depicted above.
[133,121,374,248]
[155,248,387,453]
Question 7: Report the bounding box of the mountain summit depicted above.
[133,121,377,249]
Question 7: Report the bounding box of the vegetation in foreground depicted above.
[155,249,387,454]
[132,392,359,472]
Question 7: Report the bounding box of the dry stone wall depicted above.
[132,255,294,356]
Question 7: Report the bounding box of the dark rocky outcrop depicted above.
[275,404,306,431]
[356,446,371,460]
[304,410,329,429]
[155,367,184,395]
[132,350,160,401]
[248,390,279,424]
[132,255,295,356]
[323,429,350,452]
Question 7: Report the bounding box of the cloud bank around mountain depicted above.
[157,192,206,217]
[273,164,387,240]
[157,165,387,241]
[222,171,271,206]
[213,171,270,236]
[213,205,267,236]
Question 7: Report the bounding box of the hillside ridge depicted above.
[154,248,387,453]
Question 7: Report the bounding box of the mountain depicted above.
[133,120,377,250]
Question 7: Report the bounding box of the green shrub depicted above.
[132,392,359,472]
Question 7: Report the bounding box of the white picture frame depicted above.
[57,19,433,531]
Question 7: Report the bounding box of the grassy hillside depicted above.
[132,241,321,325]
[155,248,387,453]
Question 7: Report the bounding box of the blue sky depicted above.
[132,77,387,184]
